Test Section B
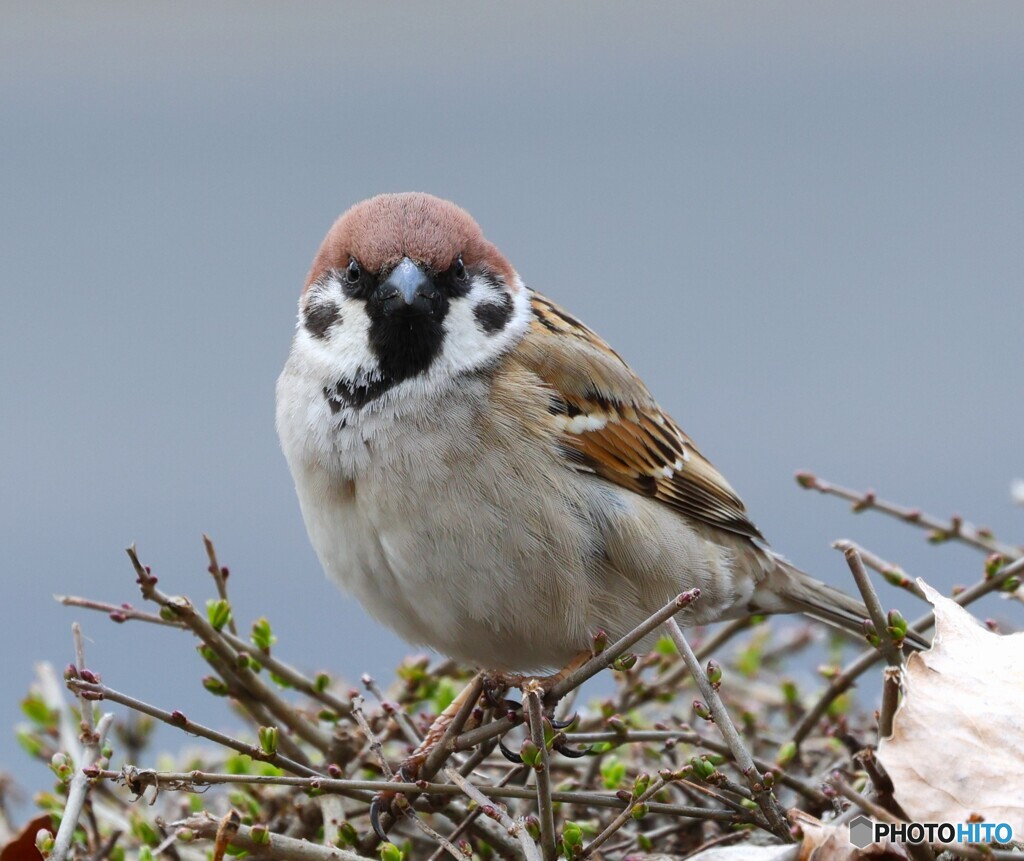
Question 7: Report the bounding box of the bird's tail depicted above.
[753,555,930,650]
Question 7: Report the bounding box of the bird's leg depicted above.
[488,651,593,762]
[483,649,592,704]
[369,673,486,840]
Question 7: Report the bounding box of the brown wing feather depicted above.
[516,292,766,543]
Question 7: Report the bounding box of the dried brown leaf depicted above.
[878,581,1024,830]
[0,816,51,861]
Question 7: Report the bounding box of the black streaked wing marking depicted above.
[523,293,766,543]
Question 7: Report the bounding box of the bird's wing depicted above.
[513,291,766,543]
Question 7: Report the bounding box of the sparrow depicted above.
[276,192,892,675]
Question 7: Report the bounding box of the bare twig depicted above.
[441,767,543,861]
[90,767,740,821]
[523,683,556,861]
[126,546,331,754]
[52,625,116,861]
[835,545,926,600]
[362,674,419,743]
[175,813,371,861]
[549,589,702,701]
[202,535,238,636]
[566,729,827,805]
[57,594,355,719]
[582,775,668,857]
[877,667,901,740]
[837,543,903,668]
[664,618,792,842]
[64,679,324,780]
[792,554,1024,745]
[796,473,1021,558]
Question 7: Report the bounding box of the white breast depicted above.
[277,349,608,670]
[276,326,747,672]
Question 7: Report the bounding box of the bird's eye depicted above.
[454,255,467,282]
[345,258,362,284]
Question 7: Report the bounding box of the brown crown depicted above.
[305,193,515,290]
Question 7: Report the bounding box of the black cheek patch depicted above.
[473,292,513,334]
[304,300,342,339]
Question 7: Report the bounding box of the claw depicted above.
[550,712,577,730]
[368,795,389,842]
[368,763,420,841]
[498,738,523,763]
[555,743,591,758]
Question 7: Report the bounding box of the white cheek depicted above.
[292,290,379,384]
[436,274,531,377]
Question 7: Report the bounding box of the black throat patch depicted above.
[326,300,450,412]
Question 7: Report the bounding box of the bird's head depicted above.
[294,193,530,409]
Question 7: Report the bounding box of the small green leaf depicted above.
[258,726,279,755]
[562,821,582,847]
[206,599,232,631]
[520,739,542,769]
[775,741,797,767]
[251,617,277,651]
[612,652,637,671]
[654,635,677,656]
[202,676,229,696]
[379,842,404,861]
[599,756,627,789]
[22,694,55,727]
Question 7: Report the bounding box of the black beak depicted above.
[376,257,439,316]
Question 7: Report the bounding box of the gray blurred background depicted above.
[2,1,1022,804]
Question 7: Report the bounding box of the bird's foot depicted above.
[368,761,421,842]
[368,674,487,840]
[485,654,593,762]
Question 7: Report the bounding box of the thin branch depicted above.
[72,624,96,736]
[202,535,237,636]
[58,596,185,628]
[877,667,901,740]
[126,546,332,754]
[361,674,419,743]
[425,765,528,861]
[664,618,792,842]
[175,813,370,861]
[550,589,701,701]
[795,473,1021,558]
[420,674,483,777]
[581,776,668,858]
[441,767,542,861]
[565,730,827,805]
[65,679,324,780]
[52,714,114,861]
[835,545,926,600]
[57,594,354,719]
[837,543,903,668]
[523,683,555,861]
[791,554,1024,745]
[89,767,742,821]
